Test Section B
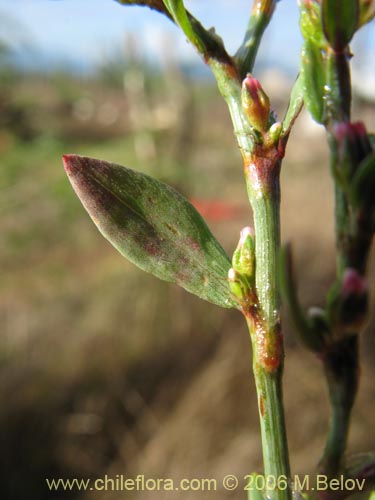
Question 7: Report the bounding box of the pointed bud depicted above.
[334,121,371,159]
[232,226,256,280]
[229,227,256,303]
[242,75,270,132]
[332,121,372,182]
[265,122,282,146]
[341,268,367,297]
[339,268,368,329]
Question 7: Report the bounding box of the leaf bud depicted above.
[232,226,256,280]
[228,268,251,301]
[265,122,282,146]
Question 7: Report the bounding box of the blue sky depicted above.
[0,0,374,84]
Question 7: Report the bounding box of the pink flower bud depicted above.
[341,268,367,297]
[242,74,270,132]
[334,121,366,143]
[332,121,372,176]
[239,226,255,246]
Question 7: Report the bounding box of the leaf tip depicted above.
[62,154,82,176]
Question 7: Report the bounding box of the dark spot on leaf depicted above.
[166,223,179,235]
[185,237,201,252]
[202,275,209,286]
[260,395,266,417]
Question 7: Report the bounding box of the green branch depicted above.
[235,0,278,78]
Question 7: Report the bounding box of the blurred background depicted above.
[0,1,374,499]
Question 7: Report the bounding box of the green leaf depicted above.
[299,0,327,49]
[163,0,205,53]
[279,244,326,352]
[235,1,277,77]
[63,155,238,309]
[322,0,359,50]
[300,40,326,124]
[281,74,304,138]
[162,0,228,61]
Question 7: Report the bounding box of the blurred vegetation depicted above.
[0,44,374,500]
[0,46,242,500]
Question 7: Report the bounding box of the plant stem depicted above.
[317,39,361,479]
[252,362,291,494]
[321,58,372,483]
[319,335,359,479]
[245,161,291,500]
[209,58,291,500]
[248,164,280,323]
[318,133,361,479]
[235,0,277,78]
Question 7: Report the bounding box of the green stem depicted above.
[319,134,362,480]
[235,0,277,78]
[250,169,280,322]
[254,366,291,492]
[319,336,359,479]
[329,132,373,275]
[318,37,362,479]
[209,59,254,158]
[209,57,291,500]
[245,166,291,500]
[333,181,351,274]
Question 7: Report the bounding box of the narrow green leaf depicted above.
[281,74,304,138]
[163,0,205,53]
[279,244,325,352]
[63,155,238,309]
[300,40,326,124]
[299,0,327,49]
[235,1,277,77]
[322,0,359,50]
[161,0,229,62]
